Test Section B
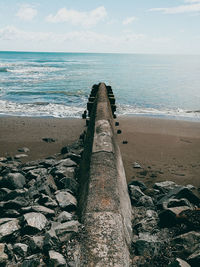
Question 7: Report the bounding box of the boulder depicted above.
[48,250,67,266]
[0,219,20,242]
[157,187,200,209]
[162,198,193,210]
[19,254,41,267]
[43,228,59,251]
[38,194,58,208]
[26,168,48,180]
[177,209,200,230]
[58,158,77,168]
[18,147,30,153]
[56,211,73,223]
[129,180,147,191]
[137,195,154,209]
[134,210,158,233]
[13,243,28,258]
[61,146,68,155]
[129,185,145,204]
[14,154,28,159]
[153,181,179,193]
[159,206,191,227]
[2,173,26,189]
[28,236,44,252]
[3,196,29,209]
[23,212,48,233]
[59,177,78,194]
[0,243,8,264]
[22,206,55,217]
[134,233,162,257]
[169,258,191,267]
[53,220,80,242]
[51,167,75,179]
[172,231,200,255]
[187,249,200,266]
[55,190,77,211]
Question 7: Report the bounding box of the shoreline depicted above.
[0,115,200,189]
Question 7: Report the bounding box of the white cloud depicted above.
[0,25,145,52]
[46,6,107,27]
[123,16,137,25]
[149,3,200,14]
[184,0,200,3]
[16,5,37,21]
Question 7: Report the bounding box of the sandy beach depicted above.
[117,116,200,188]
[0,116,199,188]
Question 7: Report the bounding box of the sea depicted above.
[0,51,200,121]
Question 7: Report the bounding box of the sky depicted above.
[0,0,200,54]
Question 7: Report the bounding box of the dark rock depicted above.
[0,219,20,242]
[39,159,58,168]
[22,206,55,217]
[0,188,12,201]
[169,258,191,267]
[157,187,200,209]
[23,212,48,233]
[133,162,141,169]
[134,233,162,257]
[3,210,20,218]
[27,236,44,252]
[172,231,200,255]
[13,243,28,258]
[59,177,78,194]
[56,211,73,223]
[55,190,77,211]
[61,146,68,155]
[58,159,77,168]
[42,138,56,143]
[52,220,80,242]
[51,166,75,179]
[162,198,193,210]
[159,207,191,227]
[129,185,154,208]
[5,189,26,201]
[38,194,58,208]
[154,181,179,194]
[14,154,28,160]
[187,249,200,266]
[178,209,200,230]
[26,168,48,180]
[117,129,122,134]
[19,254,41,267]
[138,195,154,209]
[0,243,8,265]
[48,250,67,266]
[43,228,59,251]
[64,153,81,164]
[2,173,26,189]
[18,147,30,153]
[134,210,158,233]
[3,196,29,209]
[129,180,147,192]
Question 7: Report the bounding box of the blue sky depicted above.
[0,0,200,54]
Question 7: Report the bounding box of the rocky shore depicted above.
[0,126,200,266]
[129,179,200,266]
[0,140,84,266]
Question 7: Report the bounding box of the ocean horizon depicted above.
[0,51,200,121]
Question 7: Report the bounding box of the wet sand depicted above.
[0,116,199,189]
[0,116,85,161]
[117,116,200,188]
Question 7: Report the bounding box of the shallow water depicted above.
[0,51,199,120]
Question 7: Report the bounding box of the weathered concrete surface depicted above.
[79,83,132,266]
